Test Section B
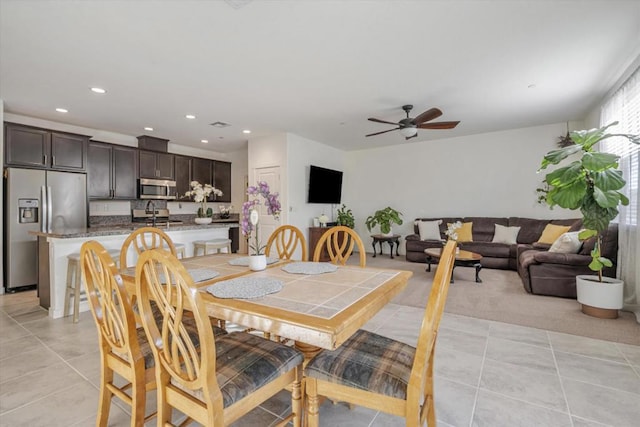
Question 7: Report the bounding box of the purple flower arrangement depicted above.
[241,181,281,255]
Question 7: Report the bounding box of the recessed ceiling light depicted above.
[242,129,251,134]
[185,114,196,119]
[90,87,106,94]
[55,108,68,113]
[201,139,209,143]
[144,127,154,131]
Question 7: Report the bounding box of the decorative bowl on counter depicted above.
[194,217,213,225]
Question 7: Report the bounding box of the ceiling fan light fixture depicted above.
[400,127,418,137]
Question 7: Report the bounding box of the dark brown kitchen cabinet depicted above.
[174,155,192,198]
[4,122,87,171]
[213,160,231,202]
[139,150,174,179]
[88,141,138,199]
[192,157,213,199]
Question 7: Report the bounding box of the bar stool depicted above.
[193,238,232,256]
[173,242,186,259]
[64,248,120,323]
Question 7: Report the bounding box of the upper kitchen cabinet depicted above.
[192,157,213,199]
[213,160,231,202]
[174,155,192,198]
[88,141,138,199]
[139,150,175,180]
[4,122,88,171]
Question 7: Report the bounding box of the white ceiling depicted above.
[1,0,639,153]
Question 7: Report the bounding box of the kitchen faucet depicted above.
[145,200,157,227]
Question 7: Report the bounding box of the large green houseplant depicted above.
[365,207,403,235]
[538,122,638,318]
[538,122,638,281]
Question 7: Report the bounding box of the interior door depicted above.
[254,166,281,251]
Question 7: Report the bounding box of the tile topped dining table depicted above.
[121,253,412,361]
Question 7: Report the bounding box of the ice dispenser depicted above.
[18,198,39,224]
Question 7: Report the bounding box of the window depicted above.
[600,67,639,225]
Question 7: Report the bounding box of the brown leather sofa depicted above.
[517,223,618,298]
[405,217,619,298]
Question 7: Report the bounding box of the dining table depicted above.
[121,252,413,362]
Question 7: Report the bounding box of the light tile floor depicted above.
[1,289,639,426]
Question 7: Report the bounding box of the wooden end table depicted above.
[424,247,483,284]
[371,234,401,259]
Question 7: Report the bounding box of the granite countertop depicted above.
[30,221,239,238]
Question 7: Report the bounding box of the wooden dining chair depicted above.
[265,225,308,261]
[119,226,177,268]
[305,239,458,427]
[121,226,228,330]
[313,225,367,267]
[135,249,305,427]
[79,240,157,427]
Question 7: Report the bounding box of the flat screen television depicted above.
[308,165,343,204]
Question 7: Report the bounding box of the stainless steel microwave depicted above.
[139,178,177,200]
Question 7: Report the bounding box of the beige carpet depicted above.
[354,254,640,346]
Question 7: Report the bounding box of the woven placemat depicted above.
[122,267,219,283]
[281,262,338,275]
[206,277,284,299]
[228,256,280,266]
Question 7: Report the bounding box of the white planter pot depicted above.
[249,254,267,271]
[194,217,212,225]
[381,227,393,237]
[576,275,624,318]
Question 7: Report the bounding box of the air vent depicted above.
[210,121,231,128]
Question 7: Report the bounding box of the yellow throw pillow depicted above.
[448,221,473,242]
[537,224,571,244]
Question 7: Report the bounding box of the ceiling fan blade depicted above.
[366,128,400,137]
[405,134,418,141]
[368,117,401,126]
[417,121,460,130]
[413,108,443,125]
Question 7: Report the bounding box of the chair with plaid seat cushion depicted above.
[305,239,457,427]
[135,248,304,427]
[312,225,367,267]
[265,225,308,261]
[80,240,158,427]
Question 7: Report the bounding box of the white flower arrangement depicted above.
[445,221,462,241]
[184,181,223,218]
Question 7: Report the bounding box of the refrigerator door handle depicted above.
[47,185,53,232]
[40,185,47,233]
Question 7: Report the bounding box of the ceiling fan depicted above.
[366,105,460,140]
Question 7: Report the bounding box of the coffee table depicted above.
[424,247,483,283]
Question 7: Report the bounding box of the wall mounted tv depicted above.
[308,165,343,204]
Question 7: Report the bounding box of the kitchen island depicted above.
[31,221,239,319]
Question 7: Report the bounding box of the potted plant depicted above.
[184,181,223,224]
[241,181,281,270]
[365,207,403,236]
[538,122,638,318]
[336,204,355,229]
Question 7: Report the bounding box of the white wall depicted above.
[287,133,347,250]
[0,100,4,293]
[344,123,579,252]
[248,133,288,220]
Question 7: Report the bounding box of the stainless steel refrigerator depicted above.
[4,168,87,290]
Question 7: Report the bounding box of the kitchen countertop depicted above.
[30,221,239,239]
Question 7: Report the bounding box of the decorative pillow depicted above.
[537,224,571,244]
[491,224,521,244]
[417,220,442,241]
[549,231,583,253]
[448,221,473,242]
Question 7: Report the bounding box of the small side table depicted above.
[371,234,402,259]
